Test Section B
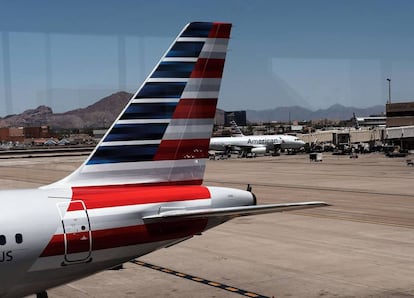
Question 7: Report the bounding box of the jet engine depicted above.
[251,147,266,155]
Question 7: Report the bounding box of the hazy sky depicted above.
[1,0,414,116]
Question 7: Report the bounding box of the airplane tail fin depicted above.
[45,22,231,188]
[229,120,245,137]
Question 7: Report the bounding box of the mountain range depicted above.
[0,92,132,129]
[0,91,385,128]
[246,104,385,123]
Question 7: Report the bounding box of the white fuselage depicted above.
[210,135,305,152]
[0,186,254,298]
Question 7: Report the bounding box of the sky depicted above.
[1,0,414,116]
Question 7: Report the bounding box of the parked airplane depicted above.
[0,22,326,298]
[210,121,306,156]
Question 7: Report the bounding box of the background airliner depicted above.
[0,22,325,298]
[210,120,306,156]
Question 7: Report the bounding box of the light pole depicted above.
[386,78,391,104]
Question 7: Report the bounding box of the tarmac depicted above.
[2,152,413,297]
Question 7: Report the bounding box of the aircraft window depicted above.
[15,233,23,244]
[0,235,5,245]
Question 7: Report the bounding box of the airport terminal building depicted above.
[386,102,414,150]
[386,102,414,127]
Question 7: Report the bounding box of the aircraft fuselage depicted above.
[0,186,254,297]
[210,135,305,152]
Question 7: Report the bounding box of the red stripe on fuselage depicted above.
[209,23,232,38]
[93,219,207,250]
[154,139,210,161]
[172,98,217,119]
[40,234,64,257]
[70,185,211,210]
[40,219,208,257]
[190,59,225,78]
[40,186,210,257]
[67,201,85,211]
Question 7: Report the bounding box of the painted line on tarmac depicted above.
[130,259,270,298]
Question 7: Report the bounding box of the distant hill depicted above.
[0,92,385,128]
[0,91,132,129]
[52,91,132,129]
[246,104,385,122]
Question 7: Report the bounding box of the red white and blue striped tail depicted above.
[230,120,245,137]
[46,22,232,188]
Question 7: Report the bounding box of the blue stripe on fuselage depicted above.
[181,22,213,37]
[120,102,177,120]
[166,42,204,58]
[151,61,196,78]
[135,82,186,98]
[87,145,158,164]
[104,123,168,142]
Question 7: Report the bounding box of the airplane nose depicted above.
[207,186,256,208]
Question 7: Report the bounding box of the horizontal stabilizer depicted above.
[143,201,328,223]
